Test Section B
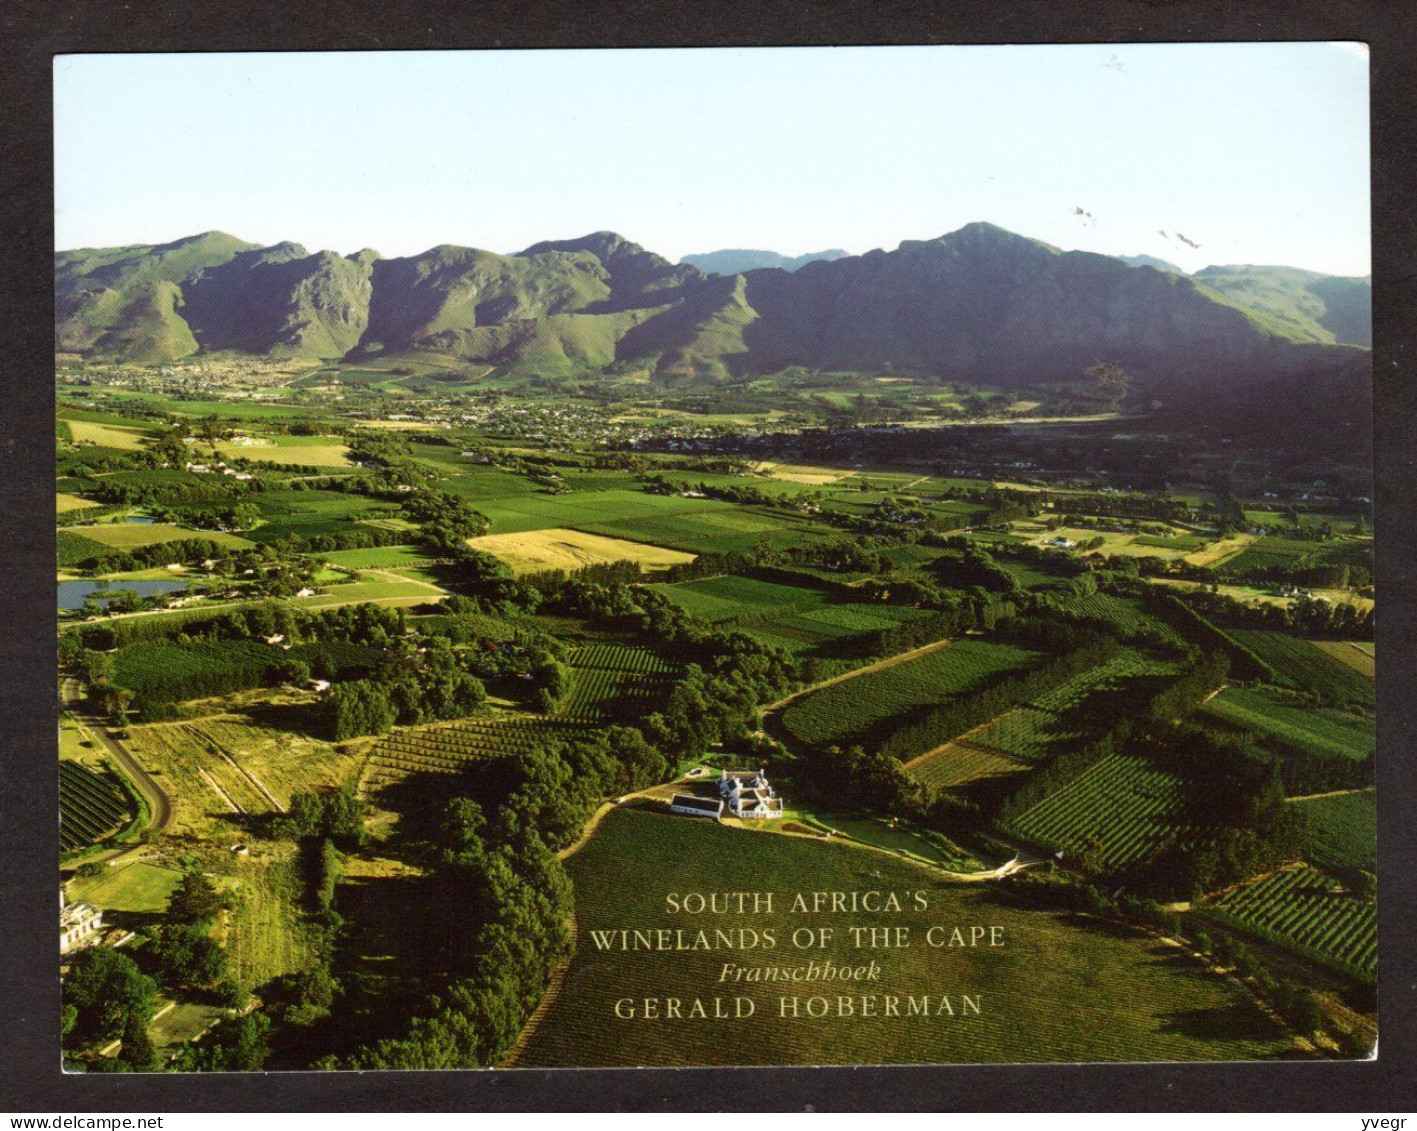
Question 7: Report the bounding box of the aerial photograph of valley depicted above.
[53,44,1375,1071]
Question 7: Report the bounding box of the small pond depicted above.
[58,579,188,611]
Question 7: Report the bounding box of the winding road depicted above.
[61,678,173,838]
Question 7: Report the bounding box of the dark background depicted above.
[3,0,1414,1112]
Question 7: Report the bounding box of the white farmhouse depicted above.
[60,891,103,954]
[718,768,784,819]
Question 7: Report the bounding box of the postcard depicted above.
[53,43,1375,1073]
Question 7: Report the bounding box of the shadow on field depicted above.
[238,698,324,736]
[1158,1003,1286,1046]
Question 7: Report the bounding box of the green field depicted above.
[319,545,435,569]
[513,808,1297,1066]
[780,640,1040,749]
[647,574,931,659]
[57,491,101,514]
[1221,535,1369,576]
[648,574,830,623]
[223,856,313,989]
[65,522,253,552]
[1293,791,1376,872]
[473,489,727,535]
[744,603,932,660]
[292,577,446,609]
[248,490,405,542]
[909,649,1180,776]
[459,489,825,555]
[1068,593,1184,644]
[215,436,352,467]
[1200,866,1376,981]
[68,861,184,914]
[562,642,676,724]
[1203,688,1374,763]
[905,741,1030,791]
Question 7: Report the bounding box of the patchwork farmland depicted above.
[54,364,1376,1069]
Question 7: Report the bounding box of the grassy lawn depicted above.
[68,861,184,914]
[57,491,101,513]
[72,522,254,552]
[513,808,1298,1066]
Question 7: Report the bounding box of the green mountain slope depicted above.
[1191,265,1372,347]
[1118,254,1187,275]
[55,231,257,359]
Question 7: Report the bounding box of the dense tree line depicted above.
[66,536,233,576]
[1165,586,1374,641]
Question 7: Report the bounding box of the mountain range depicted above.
[679,248,849,275]
[55,223,1371,411]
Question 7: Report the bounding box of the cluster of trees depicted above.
[399,489,492,553]
[1169,586,1374,641]
[340,726,668,1069]
[62,948,158,1071]
[323,639,488,739]
[1138,729,1307,900]
[88,474,265,511]
[928,547,1025,595]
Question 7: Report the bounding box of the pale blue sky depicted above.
[54,44,1370,276]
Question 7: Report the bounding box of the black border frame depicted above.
[4,0,1415,1112]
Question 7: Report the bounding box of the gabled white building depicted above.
[718,768,784,819]
[60,891,103,954]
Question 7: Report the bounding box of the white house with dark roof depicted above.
[669,794,724,819]
[719,768,784,819]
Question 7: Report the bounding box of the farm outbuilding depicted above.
[669,794,724,818]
